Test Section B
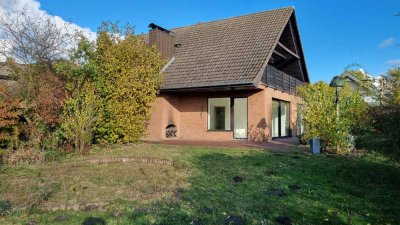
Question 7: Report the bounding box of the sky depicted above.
[1,0,399,83]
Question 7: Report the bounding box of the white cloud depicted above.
[387,59,400,67]
[0,0,96,62]
[378,37,396,48]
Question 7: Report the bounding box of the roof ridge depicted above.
[169,6,294,32]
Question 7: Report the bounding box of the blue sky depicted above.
[37,0,400,82]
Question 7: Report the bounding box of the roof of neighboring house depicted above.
[343,73,375,91]
[0,62,14,80]
[142,7,309,90]
[0,62,18,89]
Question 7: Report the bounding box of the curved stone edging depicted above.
[88,157,175,166]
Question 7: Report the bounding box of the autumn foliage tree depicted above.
[93,23,164,143]
[0,9,72,160]
[1,9,164,159]
[57,23,164,150]
[0,84,21,150]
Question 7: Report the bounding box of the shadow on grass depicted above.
[135,151,400,225]
[82,217,106,225]
[356,134,400,161]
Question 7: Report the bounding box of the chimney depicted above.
[148,23,174,60]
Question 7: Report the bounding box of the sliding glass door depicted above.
[272,100,280,137]
[272,99,290,138]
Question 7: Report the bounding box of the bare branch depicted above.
[0,8,78,64]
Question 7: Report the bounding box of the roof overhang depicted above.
[159,82,257,93]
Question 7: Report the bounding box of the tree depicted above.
[62,83,98,154]
[357,68,400,160]
[57,36,98,154]
[297,82,367,153]
[0,8,80,153]
[382,67,400,105]
[0,9,76,65]
[93,23,164,143]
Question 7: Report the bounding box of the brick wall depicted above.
[262,85,302,138]
[145,86,302,142]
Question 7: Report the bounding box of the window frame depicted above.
[271,98,291,138]
[206,97,249,136]
[207,97,232,131]
[232,97,248,139]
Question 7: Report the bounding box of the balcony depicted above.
[262,65,306,95]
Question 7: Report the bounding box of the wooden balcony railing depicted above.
[262,65,306,95]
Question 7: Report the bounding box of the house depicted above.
[144,7,310,142]
[342,71,380,105]
[0,61,17,88]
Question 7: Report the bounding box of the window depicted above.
[208,98,231,131]
[208,97,248,138]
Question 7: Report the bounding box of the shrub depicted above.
[0,84,21,150]
[297,82,367,153]
[356,106,400,160]
[0,200,12,216]
[41,127,64,153]
[5,144,44,165]
[93,23,164,143]
[355,67,400,160]
[62,83,98,154]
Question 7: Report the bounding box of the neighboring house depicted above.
[0,62,17,88]
[144,7,310,142]
[343,72,380,105]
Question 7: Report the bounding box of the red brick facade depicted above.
[145,85,302,142]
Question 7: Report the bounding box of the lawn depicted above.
[0,143,399,225]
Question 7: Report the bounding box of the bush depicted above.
[356,106,400,160]
[0,84,21,150]
[62,83,98,154]
[5,145,44,165]
[297,82,367,153]
[93,23,164,144]
[0,200,12,216]
[0,149,7,162]
[44,149,67,162]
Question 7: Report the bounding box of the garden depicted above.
[0,8,399,225]
[1,143,399,225]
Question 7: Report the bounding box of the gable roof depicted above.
[144,7,309,90]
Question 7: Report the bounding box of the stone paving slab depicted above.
[147,137,306,152]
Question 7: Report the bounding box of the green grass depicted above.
[0,143,399,225]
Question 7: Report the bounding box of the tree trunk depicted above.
[74,136,79,153]
[79,138,85,155]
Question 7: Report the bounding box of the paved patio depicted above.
[148,137,305,152]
